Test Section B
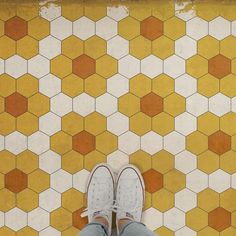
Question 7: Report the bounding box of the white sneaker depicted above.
[81,163,115,236]
[114,164,145,235]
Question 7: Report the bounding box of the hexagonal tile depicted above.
[96,93,117,117]
[164,55,185,78]
[164,207,185,231]
[186,17,208,40]
[73,169,90,193]
[51,169,72,193]
[51,16,72,40]
[164,131,185,155]
[51,93,72,117]
[5,208,27,231]
[141,131,162,155]
[209,16,230,40]
[175,112,197,135]
[107,5,129,21]
[175,36,197,59]
[96,16,117,40]
[118,55,140,78]
[142,207,163,231]
[141,55,163,78]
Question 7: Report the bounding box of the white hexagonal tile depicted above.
[5,208,27,231]
[164,207,185,231]
[28,55,50,79]
[209,169,231,193]
[164,55,185,79]
[39,112,61,136]
[0,59,4,75]
[73,16,95,40]
[39,189,61,212]
[141,55,163,79]
[142,207,163,231]
[107,150,129,173]
[73,169,90,193]
[232,173,236,189]
[164,131,185,155]
[73,93,95,117]
[28,131,50,155]
[186,17,208,40]
[39,2,61,21]
[51,93,72,117]
[96,93,117,117]
[51,16,72,40]
[209,93,231,117]
[107,35,129,59]
[118,131,140,155]
[232,20,236,36]
[107,5,129,21]
[0,211,4,227]
[176,227,197,236]
[209,16,231,40]
[28,207,50,231]
[186,169,208,193]
[5,55,27,79]
[96,16,117,40]
[175,74,197,98]
[175,112,197,135]
[175,2,196,21]
[232,97,236,113]
[118,55,140,78]
[175,188,197,212]
[186,93,208,117]
[175,36,197,59]
[51,169,72,193]
[5,131,27,155]
[39,227,61,236]
[175,150,197,174]
[0,135,4,151]
[141,131,163,155]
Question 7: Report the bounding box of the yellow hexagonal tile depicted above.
[130,112,151,135]
[0,36,16,59]
[0,150,15,174]
[198,36,220,59]
[28,169,50,193]
[61,2,83,21]
[232,135,236,151]
[130,74,151,98]
[16,150,38,174]
[0,113,16,135]
[62,36,83,60]
[16,3,38,21]
[0,3,15,21]
[144,191,152,210]
[152,0,175,20]
[220,36,236,59]
[51,207,72,231]
[16,36,38,59]
[232,58,236,75]
[164,16,185,40]
[130,150,152,173]
[220,4,236,21]
[187,55,208,78]
[51,55,72,79]
[198,150,219,174]
[96,55,117,79]
[198,188,219,212]
[62,150,83,174]
[84,36,106,59]
[220,188,236,212]
[84,150,106,171]
[17,112,39,135]
[164,169,186,193]
[16,227,38,236]
[51,131,72,155]
[62,226,80,236]
[28,93,50,117]
[84,112,106,136]
[0,74,16,98]
[96,131,118,155]
[0,20,3,36]
[84,74,106,97]
[220,74,236,98]
[0,96,4,113]
[152,36,174,59]
[0,173,4,189]
[198,227,219,236]
[232,211,236,228]
[220,151,236,174]
[129,5,152,21]
[130,36,152,59]
[196,4,220,21]
[221,227,236,236]
[17,74,38,98]
[155,226,174,236]
[0,188,16,212]
[16,188,38,212]
[221,112,236,136]
[0,227,15,236]
[198,112,220,135]
[84,5,106,21]
[152,188,174,212]
[164,93,186,117]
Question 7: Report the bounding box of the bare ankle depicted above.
[118,218,133,231]
[93,216,109,227]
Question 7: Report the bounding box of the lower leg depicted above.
[94,216,109,228]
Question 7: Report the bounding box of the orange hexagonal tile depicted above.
[209,54,231,79]
[208,131,231,155]
[140,16,163,41]
[5,92,28,117]
[5,168,27,193]
[5,16,27,41]
[72,207,88,230]
[142,169,163,193]
[209,207,231,232]
[73,131,96,155]
[73,54,96,79]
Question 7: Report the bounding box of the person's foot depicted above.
[81,163,115,236]
[114,164,145,234]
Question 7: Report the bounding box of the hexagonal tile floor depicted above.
[0,0,236,235]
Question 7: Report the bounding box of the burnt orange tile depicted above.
[72,54,96,79]
[209,54,231,79]
[5,16,27,41]
[5,168,27,193]
[208,130,231,155]
[72,207,88,230]
[141,16,163,41]
[5,92,28,117]
[209,207,231,232]
[142,169,163,193]
[73,131,95,155]
[140,92,163,117]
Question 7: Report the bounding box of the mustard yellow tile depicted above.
[221,112,236,135]
[0,150,15,174]
[198,150,219,174]
[62,150,83,174]
[51,207,72,231]
[96,55,117,79]
[130,112,151,135]
[220,4,236,20]
[198,227,219,236]
[130,36,151,59]
[28,169,50,193]
[130,74,151,98]
[155,226,174,236]
[28,17,50,40]
[232,211,236,228]
[62,36,83,60]
[220,188,236,212]
[16,227,38,236]
[187,55,208,78]
[51,55,72,79]
[51,131,72,155]
[84,112,106,135]
[96,131,117,155]
[164,16,185,40]
[220,151,236,174]
[84,150,106,171]
[17,112,39,135]
[118,16,140,40]
[152,188,174,212]
[84,36,106,60]
[0,20,4,37]
[0,227,15,236]
[17,150,38,174]
[198,36,220,59]
[129,5,152,21]
[198,112,220,135]
[196,4,220,21]
[232,58,236,75]
[144,191,151,210]
[0,74,16,97]
[0,173,3,189]
[152,36,174,59]
[62,74,83,98]
[164,169,186,193]
[17,74,38,98]
[17,188,38,212]
[0,96,4,113]
[221,227,236,236]
[0,113,16,136]
[220,36,236,59]
[0,189,16,212]
[232,135,236,151]
[152,0,174,20]
[130,150,152,173]
[62,226,80,236]
[198,188,219,212]
[164,93,185,117]
[28,93,50,117]
[16,3,38,21]
[0,36,16,59]
[0,4,15,21]
[84,5,106,21]
[61,2,83,21]
[17,36,38,59]
[220,74,236,98]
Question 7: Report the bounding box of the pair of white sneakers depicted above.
[81,164,145,236]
